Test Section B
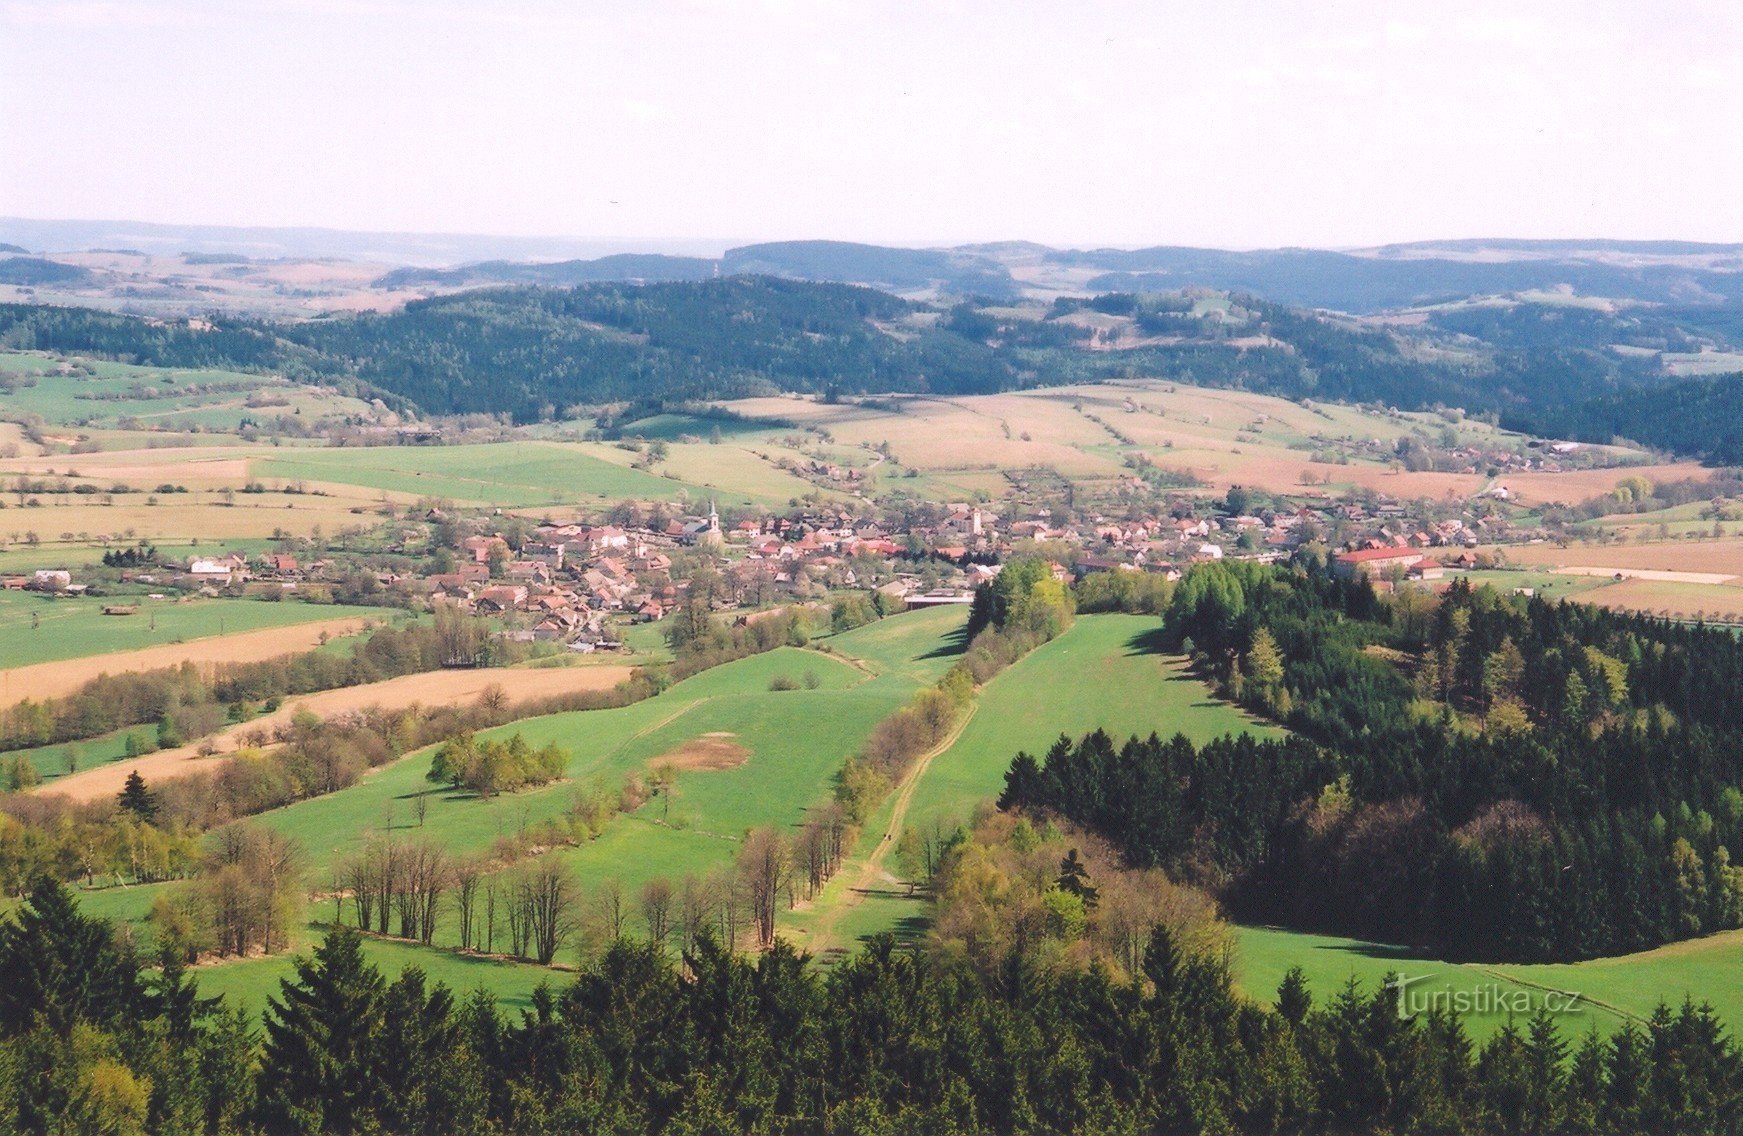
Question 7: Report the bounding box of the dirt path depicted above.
[801,701,979,956]
[0,617,376,707]
[37,663,635,803]
[1552,565,1739,585]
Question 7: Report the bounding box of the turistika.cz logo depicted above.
[1384,973,1586,1020]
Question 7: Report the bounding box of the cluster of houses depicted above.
[7,471,1559,639]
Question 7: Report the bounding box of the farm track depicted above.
[801,700,980,957]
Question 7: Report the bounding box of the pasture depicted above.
[721,382,1700,508]
[0,592,384,671]
[785,612,1278,957]
[254,440,814,509]
[899,613,1277,837]
[0,351,373,430]
[113,609,966,1007]
[1235,923,1743,1042]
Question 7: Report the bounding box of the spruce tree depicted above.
[257,928,387,1135]
[117,769,158,822]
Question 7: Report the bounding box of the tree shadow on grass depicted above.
[1123,626,1172,658]
[918,622,971,661]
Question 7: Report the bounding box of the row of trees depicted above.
[0,612,502,754]
[7,880,1743,1134]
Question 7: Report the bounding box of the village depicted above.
[4,469,1532,645]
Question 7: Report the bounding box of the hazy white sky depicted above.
[3,0,1740,249]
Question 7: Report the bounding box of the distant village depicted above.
[6,473,1535,646]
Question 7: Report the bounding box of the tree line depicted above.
[0,611,503,757]
[5,877,1743,1134]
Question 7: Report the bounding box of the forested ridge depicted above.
[6,880,1743,1135]
[1003,562,1743,962]
[4,280,1742,455]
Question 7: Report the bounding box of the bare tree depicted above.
[593,878,627,943]
[798,814,832,899]
[397,841,448,944]
[370,840,400,936]
[639,877,673,948]
[678,873,716,958]
[711,867,745,949]
[738,826,791,949]
[482,878,498,954]
[343,853,376,931]
[505,876,530,960]
[453,857,483,951]
[526,861,579,965]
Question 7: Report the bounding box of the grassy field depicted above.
[255,440,813,509]
[0,725,155,782]
[785,613,1279,957]
[901,613,1278,836]
[106,610,965,1007]
[193,932,561,1020]
[0,592,384,669]
[0,351,373,430]
[1236,924,1743,1041]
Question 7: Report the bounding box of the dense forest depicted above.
[6,884,1743,1135]
[1540,371,1743,465]
[4,279,1743,454]
[1003,561,1743,961]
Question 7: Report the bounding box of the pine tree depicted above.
[257,928,387,1135]
[0,875,141,1035]
[117,769,158,822]
[1056,848,1099,909]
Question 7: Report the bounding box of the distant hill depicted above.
[10,218,1743,314]
[375,253,719,289]
[720,240,1020,298]
[5,236,1743,458]
[378,241,1021,298]
[0,217,722,267]
[0,256,93,286]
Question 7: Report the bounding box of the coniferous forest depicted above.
[3,282,1741,457]
[6,877,1743,1136]
[1001,561,1743,962]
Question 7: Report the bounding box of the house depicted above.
[188,558,242,584]
[475,585,529,613]
[1333,546,1429,580]
[1410,559,1445,582]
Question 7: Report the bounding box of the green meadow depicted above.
[901,613,1278,836]
[194,932,559,1020]
[254,439,813,509]
[0,592,387,669]
[786,613,1277,955]
[1235,923,1743,1042]
[62,605,1743,1036]
[132,608,969,1007]
[0,351,370,429]
[0,725,155,782]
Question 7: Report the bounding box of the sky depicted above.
[3,0,1741,250]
